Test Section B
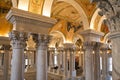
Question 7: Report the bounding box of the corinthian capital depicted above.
[32,34,51,47]
[83,42,96,50]
[9,31,28,49]
[104,14,120,32]
[98,0,115,18]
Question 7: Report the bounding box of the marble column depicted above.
[80,29,104,80]
[101,44,108,80]
[83,42,95,80]
[63,47,68,78]
[72,48,76,77]
[57,47,64,75]
[9,31,27,80]
[97,0,120,79]
[48,47,55,72]
[3,45,11,80]
[94,42,102,80]
[64,43,76,78]
[33,34,51,80]
[57,53,60,74]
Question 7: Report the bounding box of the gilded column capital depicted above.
[9,31,28,49]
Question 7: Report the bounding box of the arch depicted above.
[90,8,100,29]
[73,34,84,44]
[49,31,66,43]
[42,0,89,30]
[42,0,54,17]
[103,32,110,43]
[98,15,106,31]
[11,0,29,11]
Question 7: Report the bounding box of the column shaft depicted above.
[94,43,101,80]
[9,31,27,80]
[33,34,50,80]
[84,42,95,80]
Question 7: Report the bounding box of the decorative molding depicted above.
[6,8,57,34]
[80,29,104,42]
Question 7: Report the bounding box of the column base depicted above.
[72,70,76,77]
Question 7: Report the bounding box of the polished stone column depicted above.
[48,47,55,72]
[97,0,120,79]
[57,47,64,75]
[3,45,11,80]
[57,53,60,74]
[64,43,76,78]
[63,47,68,78]
[9,31,27,80]
[101,44,108,80]
[83,42,95,80]
[80,29,104,80]
[72,48,76,77]
[33,34,51,80]
[94,42,102,80]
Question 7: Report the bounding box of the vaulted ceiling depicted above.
[0,0,109,39]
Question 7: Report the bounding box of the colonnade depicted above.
[0,33,112,80]
[0,3,118,80]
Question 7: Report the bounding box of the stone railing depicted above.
[0,71,84,80]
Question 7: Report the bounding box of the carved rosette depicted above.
[9,31,28,49]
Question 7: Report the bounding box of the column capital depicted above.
[48,47,55,53]
[100,44,109,51]
[57,47,64,52]
[63,43,76,51]
[98,0,115,18]
[0,45,11,50]
[9,31,28,49]
[83,41,96,50]
[33,34,51,45]
[104,14,120,32]
[97,0,120,32]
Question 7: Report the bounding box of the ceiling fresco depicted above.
[0,0,109,39]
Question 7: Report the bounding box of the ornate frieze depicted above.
[9,31,28,49]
